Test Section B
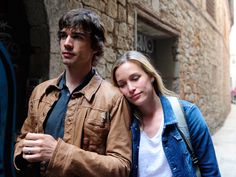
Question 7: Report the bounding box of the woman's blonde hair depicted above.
[111,50,175,96]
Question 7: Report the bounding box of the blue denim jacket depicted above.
[130,95,221,177]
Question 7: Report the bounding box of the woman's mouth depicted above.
[130,93,141,101]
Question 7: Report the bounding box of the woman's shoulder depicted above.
[162,95,196,110]
[178,99,204,122]
[179,99,195,108]
[166,96,202,116]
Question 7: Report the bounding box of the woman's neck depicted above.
[139,92,161,118]
[139,93,163,138]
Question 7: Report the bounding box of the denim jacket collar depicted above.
[160,95,178,126]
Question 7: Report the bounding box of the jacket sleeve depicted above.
[46,96,132,177]
[13,89,39,171]
[184,102,221,177]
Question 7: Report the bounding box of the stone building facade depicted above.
[1,0,233,133]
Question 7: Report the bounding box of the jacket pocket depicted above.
[171,133,194,173]
[82,110,110,154]
[172,133,189,155]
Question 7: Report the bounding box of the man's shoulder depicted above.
[34,77,59,90]
[86,75,126,109]
[92,76,123,101]
[91,74,120,94]
[30,77,60,97]
[99,79,122,95]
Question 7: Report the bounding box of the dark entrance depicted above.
[1,1,50,176]
[135,12,180,94]
[0,0,31,131]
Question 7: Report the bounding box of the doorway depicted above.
[0,0,50,132]
[136,15,180,93]
[0,0,30,131]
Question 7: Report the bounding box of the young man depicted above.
[14,9,131,177]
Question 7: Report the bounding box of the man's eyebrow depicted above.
[59,30,87,36]
[71,31,87,36]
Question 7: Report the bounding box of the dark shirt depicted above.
[44,69,95,139]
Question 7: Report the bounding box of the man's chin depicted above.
[62,59,72,65]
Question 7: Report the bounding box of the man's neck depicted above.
[65,66,92,93]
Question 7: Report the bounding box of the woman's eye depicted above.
[117,82,126,88]
[132,75,140,81]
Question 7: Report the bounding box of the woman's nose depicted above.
[127,82,135,92]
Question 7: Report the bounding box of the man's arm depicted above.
[13,87,46,170]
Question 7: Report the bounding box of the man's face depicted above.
[59,28,96,68]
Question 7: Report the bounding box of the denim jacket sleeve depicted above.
[180,100,221,177]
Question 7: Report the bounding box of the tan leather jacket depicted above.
[14,73,132,177]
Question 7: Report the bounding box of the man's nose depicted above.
[64,35,73,48]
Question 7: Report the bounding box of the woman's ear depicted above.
[151,77,154,83]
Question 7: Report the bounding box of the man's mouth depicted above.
[62,52,75,58]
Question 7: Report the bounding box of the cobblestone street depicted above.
[213,104,236,177]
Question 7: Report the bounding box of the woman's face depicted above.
[115,61,155,107]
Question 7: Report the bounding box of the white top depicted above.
[138,116,173,177]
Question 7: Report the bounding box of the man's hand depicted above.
[22,133,58,163]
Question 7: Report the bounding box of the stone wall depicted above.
[42,0,232,133]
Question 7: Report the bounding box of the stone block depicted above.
[106,0,117,18]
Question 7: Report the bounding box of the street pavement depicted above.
[212,104,236,177]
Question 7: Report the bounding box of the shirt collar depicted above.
[58,73,66,89]
[58,69,95,92]
[44,69,103,102]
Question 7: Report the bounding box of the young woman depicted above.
[111,51,221,177]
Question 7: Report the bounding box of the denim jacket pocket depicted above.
[172,133,189,154]
[171,133,194,174]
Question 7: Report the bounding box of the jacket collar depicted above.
[160,95,178,126]
[44,71,102,102]
[44,73,64,94]
[79,73,102,102]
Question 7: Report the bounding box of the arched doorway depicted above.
[1,0,30,133]
[0,0,50,133]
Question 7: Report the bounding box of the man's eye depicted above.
[71,33,85,40]
[58,32,67,39]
